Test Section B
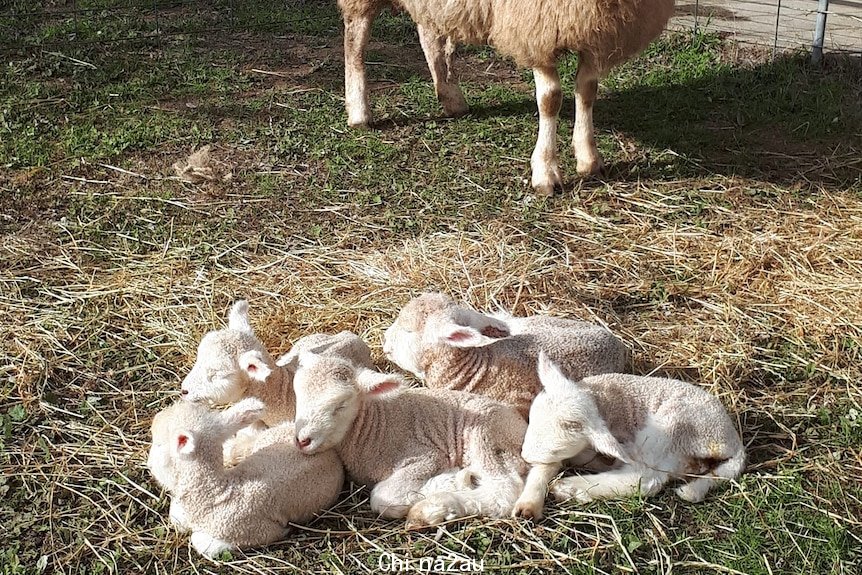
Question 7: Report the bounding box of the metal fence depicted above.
[670,0,862,61]
[2,0,860,59]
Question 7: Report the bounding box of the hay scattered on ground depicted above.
[2,175,861,571]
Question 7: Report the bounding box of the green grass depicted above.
[2,1,862,574]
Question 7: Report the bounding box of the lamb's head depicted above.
[292,352,403,454]
[382,292,511,377]
[181,300,275,404]
[147,398,265,490]
[522,353,628,465]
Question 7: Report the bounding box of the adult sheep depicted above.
[338,0,676,194]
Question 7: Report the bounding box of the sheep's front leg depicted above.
[512,462,561,520]
[551,466,668,503]
[417,25,468,117]
[572,55,604,175]
[531,66,563,195]
[342,7,377,127]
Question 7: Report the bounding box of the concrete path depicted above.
[670,0,861,54]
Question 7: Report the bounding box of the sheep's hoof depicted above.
[576,157,605,177]
[441,99,469,118]
[511,498,544,521]
[347,119,370,129]
[531,172,564,196]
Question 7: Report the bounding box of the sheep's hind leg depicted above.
[551,465,668,503]
[342,5,379,127]
[418,25,468,117]
[369,465,443,519]
[531,66,564,195]
[572,54,604,176]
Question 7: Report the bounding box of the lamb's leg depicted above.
[512,462,561,520]
[531,66,563,195]
[572,54,604,176]
[342,6,377,127]
[551,465,669,503]
[369,466,441,519]
[190,531,235,558]
[168,499,191,532]
[417,25,468,117]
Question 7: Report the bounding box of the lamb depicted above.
[338,0,675,194]
[382,292,629,419]
[516,353,746,517]
[180,299,373,426]
[290,350,529,527]
[146,398,344,557]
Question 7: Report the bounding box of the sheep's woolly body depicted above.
[148,401,343,555]
[292,353,528,525]
[520,357,745,510]
[360,0,675,70]
[385,293,629,418]
[338,388,527,488]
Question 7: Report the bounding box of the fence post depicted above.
[772,0,782,60]
[811,0,829,65]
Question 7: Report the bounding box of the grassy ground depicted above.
[2,1,862,574]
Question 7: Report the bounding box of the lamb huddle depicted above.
[147,293,745,557]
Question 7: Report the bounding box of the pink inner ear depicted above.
[446,329,474,342]
[247,363,258,373]
[177,434,188,449]
[370,380,400,395]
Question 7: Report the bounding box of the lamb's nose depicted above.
[296,436,311,450]
[180,389,189,396]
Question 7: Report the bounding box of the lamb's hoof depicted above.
[511,498,544,521]
[576,157,605,177]
[405,494,464,529]
[190,531,234,559]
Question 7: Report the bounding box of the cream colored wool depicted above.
[147,399,344,557]
[517,354,745,517]
[181,300,373,426]
[291,352,529,526]
[383,292,629,419]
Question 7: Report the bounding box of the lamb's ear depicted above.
[239,350,272,382]
[222,397,266,428]
[457,308,511,339]
[355,369,403,396]
[175,431,197,456]
[228,300,253,334]
[536,352,573,395]
[586,421,630,463]
[275,349,299,371]
[430,315,505,348]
